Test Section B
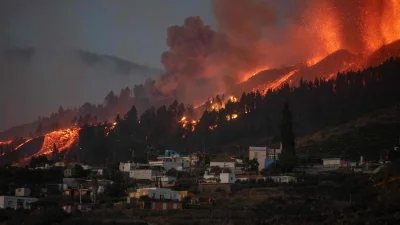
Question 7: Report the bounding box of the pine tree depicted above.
[279,101,297,171]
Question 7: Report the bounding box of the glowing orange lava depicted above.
[14,138,33,151]
[241,66,270,82]
[0,140,13,146]
[265,69,299,90]
[36,128,80,157]
[179,116,198,132]
[306,57,323,67]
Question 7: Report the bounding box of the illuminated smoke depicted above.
[140,0,400,106]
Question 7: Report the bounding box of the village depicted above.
[0,142,388,214]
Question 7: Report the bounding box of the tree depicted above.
[242,158,259,172]
[30,155,50,168]
[279,101,297,171]
[52,143,59,155]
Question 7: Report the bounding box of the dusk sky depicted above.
[0,0,298,131]
[1,0,215,68]
[0,0,216,130]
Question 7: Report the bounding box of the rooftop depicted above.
[210,156,236,163]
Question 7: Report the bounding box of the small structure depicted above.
[149,150,191,171]
[63,167,78,178]
[210,156,237,171]
[128,187,192,202]
[322,158,342,167]
[268,175,297,183]
[119,162,148,172]
[129,167,163,181]
[15,188,31,197]
[249,144,282,170]
[0,188,38,209]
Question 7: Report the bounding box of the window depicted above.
[152,193,155,199]
[254,152,258,159]
[7,201,13,207]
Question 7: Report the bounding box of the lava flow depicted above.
[14,138,33,151]
[35,128,80,157]
[264,69,299,91]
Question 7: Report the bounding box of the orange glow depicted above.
[179,116,198,132]
[241,66,269,82]
[264,69,299,90]
[14,138,33,151]
[0,140,13,146]
[306,57,323,67]
[226,113,238,121]
[36,128,80,157]
[363,0,400,52]
[105,121,118,136]
[208,125,217,130]
[229,96,238,102]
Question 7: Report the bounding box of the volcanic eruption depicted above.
[143,0,400,106]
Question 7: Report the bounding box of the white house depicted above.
[219,172,236,184]
[210,156,236,171]
[322,158,342,167]
[15,188,31,197]
[148,160,190,171]
[268,175,297,183]
[119,162,148,172]
[0,188,37,209]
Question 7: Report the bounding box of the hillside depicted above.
[296,103,400,160]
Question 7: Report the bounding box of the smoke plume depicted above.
[147,0,400,105]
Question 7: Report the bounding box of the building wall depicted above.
[220,173,236,184]
[249,148,267,170]
[210,161,235,170]
[15,188,31,197]
[131,188,191,201]
[0,196,38,209]
[269,176,297,183]
[129,169,162,180]
[322,159,341,167]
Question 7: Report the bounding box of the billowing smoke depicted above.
[147,0,400,105]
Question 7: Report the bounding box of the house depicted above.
[129,168,163,181]
[160,176,177,187]
[322,158,342,167]
[268,175,297,183]
[219,172,236,184]
[15,188,31,197]
[119,162,148,172]
[210,156,236,171]
[63,178,85,189]
[128,188,192,202]
[90,167,104,176]
[63,167,78,177]
[235,174,265,182]
[0,188,38,209]
[202,168,236,184]
[148,150,191,171]
[249,144,282,170]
